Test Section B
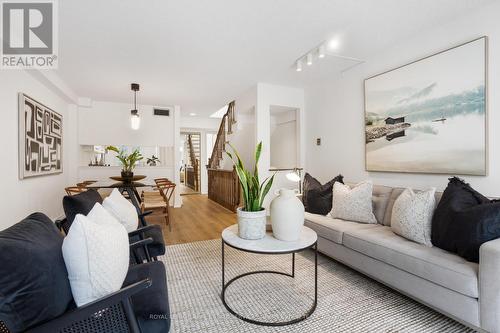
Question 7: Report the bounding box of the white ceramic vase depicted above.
[237,207,267,240]
[270,188,305,241]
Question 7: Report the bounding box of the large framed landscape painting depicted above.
[364,37,487,175]
[19,93,63,179]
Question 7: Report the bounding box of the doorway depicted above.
[180,132,201,195]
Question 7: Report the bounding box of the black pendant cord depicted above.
[134,89,137,110]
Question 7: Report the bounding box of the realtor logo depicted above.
[1,0,58,68]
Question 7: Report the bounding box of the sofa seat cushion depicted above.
[343,226,479,298]
[304,212,380,244]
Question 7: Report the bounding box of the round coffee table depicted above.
[221,224,318,326]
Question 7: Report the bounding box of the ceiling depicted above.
[57,0,493,117]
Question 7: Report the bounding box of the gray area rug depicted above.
[162,239,473,333]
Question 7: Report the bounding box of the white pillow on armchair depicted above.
[62,203,129,306]
[102,188,138,232]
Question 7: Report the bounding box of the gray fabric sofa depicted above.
[304,183,500,332]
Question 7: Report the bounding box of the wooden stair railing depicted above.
[206,101,240,211]
[186,134,199,191]
[208,101,236,169]
[207,167,240,212]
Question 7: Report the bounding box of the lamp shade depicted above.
[130,110,140,130]
[286,171,301,183]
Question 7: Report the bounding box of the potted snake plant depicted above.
[106,146,143,182]
[226,142,275,240]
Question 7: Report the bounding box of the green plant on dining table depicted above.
[106,146,143,172]
[226,142,275,212]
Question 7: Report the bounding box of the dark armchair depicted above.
[0,213,170,333]
[59,190,166,264]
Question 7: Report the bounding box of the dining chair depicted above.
[141,183,176,231]
[65,186,88,196]
[141,178,173,195]
[154,178,171,184]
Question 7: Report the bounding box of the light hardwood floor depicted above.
[144,194,236,245]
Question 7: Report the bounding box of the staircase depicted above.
[208,101,236,169]
[185,134,201,192]
[207,101,240,212]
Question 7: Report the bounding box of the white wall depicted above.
[270,109,298,169]
[221,113,256,170]
[305,2,500,196]
[256,84,305,208]
[78,101,175,146]
[180,116,220,130]
[0,71,78,229]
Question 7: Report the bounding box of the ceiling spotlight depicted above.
[189,113,197,116]
[296,60,302,72]
[306,53,313,66]
[318,44,326,58]
[328,38,340,50]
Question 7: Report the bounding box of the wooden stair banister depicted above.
[207,167,240,212]
[207,101,240,211]
[186,134,200,191]
[208,101,235,169]
[187,134,197,169]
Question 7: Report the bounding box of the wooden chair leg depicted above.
[162,208,169,231]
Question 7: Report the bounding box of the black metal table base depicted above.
[221,240,318,326]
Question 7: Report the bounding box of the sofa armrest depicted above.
[479,237,500,332]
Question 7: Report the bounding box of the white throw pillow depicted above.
[330,181,377,224]
[391,188,436,247]
[102,188,138,232]
[62,203,130,306]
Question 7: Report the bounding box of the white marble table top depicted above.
[222,225,317,253]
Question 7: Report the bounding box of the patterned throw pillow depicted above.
[391,188,436,247]
[330,181,377,224]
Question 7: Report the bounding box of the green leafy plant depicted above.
[106,146,143,172]
[226,142,275,212]
[147,155,160,166]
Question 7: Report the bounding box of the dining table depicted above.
[86,179,156,214]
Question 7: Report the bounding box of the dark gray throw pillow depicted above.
[0,213,74,332]
[303,173,344,215]
[432,177,500,263]
[63,189,103,224]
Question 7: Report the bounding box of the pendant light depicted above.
[130,83,140,130]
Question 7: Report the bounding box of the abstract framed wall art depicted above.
[364,37,487,175]
[18,93,63,179]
